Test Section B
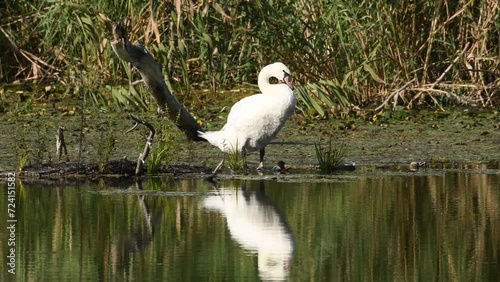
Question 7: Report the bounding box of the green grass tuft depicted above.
[147,121,179,174]
[227,150,244,171]
[315,138,347,174]
[147,146,168,174]
[225,140,243,171]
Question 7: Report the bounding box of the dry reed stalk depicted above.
[409,42,471,109]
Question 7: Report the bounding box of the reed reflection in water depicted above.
[0,170,498,281]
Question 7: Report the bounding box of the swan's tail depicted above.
[198,130,222,149]
[198,130,209,141]
[198,130,238,154]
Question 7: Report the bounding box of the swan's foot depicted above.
[256,162,264,171]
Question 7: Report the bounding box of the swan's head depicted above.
[259,62,294,91]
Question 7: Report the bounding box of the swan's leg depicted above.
[256,148,265,170]
[242,148,249,174]
[212,158,225,174]
[206,157,225,182]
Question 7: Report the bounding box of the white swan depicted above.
[199,62,296,174]
[203,187,295,281]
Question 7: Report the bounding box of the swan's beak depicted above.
[282,71,294,90]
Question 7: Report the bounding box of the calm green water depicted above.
[1,170,499,281]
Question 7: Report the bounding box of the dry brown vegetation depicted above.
[1,0,499,114]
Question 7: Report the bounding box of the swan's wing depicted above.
[220,87,295,151]
[226,93,276,126]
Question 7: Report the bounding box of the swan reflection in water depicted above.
[204,181,295,281]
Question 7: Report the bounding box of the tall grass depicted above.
[1,0,498,113]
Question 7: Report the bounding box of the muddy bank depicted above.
[0,160,212,182]
[1,108,499,181]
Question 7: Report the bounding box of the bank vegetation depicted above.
[1,0,499,116]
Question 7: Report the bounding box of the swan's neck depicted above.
[258,72,284,94]
[258,77,272,94]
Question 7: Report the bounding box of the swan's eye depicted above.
[269,77,279,84]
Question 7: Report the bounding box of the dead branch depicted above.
[408,42,471,109]
[374,78,416,112]
[126,114,155,176]
[111,22,205,141]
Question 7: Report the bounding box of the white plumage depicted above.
[203,187,294,280]
[199,62,296,173]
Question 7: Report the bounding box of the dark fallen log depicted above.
[0,161,212,182]
[111,22,205,141]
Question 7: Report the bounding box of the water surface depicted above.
[0,169,499,281]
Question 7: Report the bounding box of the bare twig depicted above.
[126,114,156,176]
[374,78,416,112]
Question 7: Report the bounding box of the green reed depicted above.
[1,0,498,112]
